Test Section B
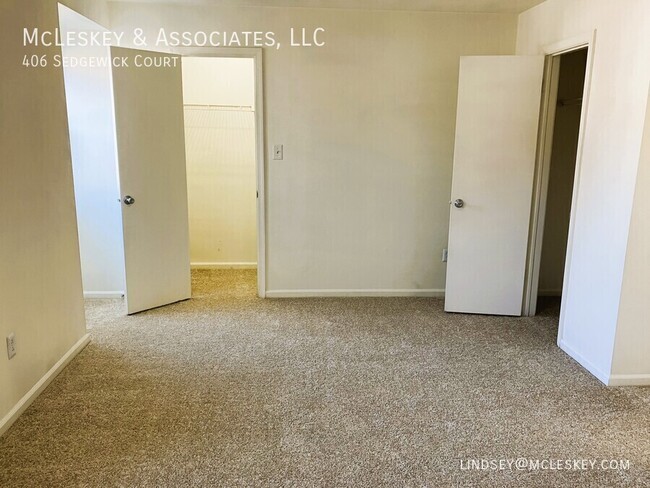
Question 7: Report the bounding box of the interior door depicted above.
[111,47,191,314]
[445,56,544,316]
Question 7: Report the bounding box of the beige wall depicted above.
[612,85,650,382]
[66,0,110,27]
[182,58,257,266]
[0,0,103,430]
[518,0,650,382]
[108,3,518,294]
[538,49,586,295]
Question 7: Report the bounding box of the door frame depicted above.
[522,30,597,326]
[176,46,267,298]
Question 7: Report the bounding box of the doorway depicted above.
[181,57,258,277]
[537,49,588,302]
[178,48,267,299]
[525,46,591,318]
[59,6,267,313]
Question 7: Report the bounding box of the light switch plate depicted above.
[6,333,16,360]
[273,144,283,160]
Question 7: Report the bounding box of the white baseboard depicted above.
[191,262,257,270]
[607,374,650,387]
[265,289,445,298]
[558,339,610,386]
[0,333,91,438]
[83,291,124,299]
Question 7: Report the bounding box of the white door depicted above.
[445,56,544,316]
[111,47,191,314]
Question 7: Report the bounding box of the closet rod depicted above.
[557,97,583,107]
[184,103,254,111]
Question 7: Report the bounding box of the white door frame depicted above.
[176,46,267,298]
[523,31,597,329]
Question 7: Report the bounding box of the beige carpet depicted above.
[0,269,648,487]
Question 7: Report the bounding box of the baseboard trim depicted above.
[0,333,91,438]
[558,339,610,386]
[266,289,445,298]
[83,291,124,299]
[608,374,650,387]
[191,262,257,270]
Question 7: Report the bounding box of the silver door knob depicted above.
[123,195,135,206]
[453,199,464,208]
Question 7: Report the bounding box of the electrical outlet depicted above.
[442,248,448,262]
[6,333,16,360]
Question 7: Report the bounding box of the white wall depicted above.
[108,3,518,295]
[612,85,650,384]
[0,0,104,433]
[182,57,255,107]
[182,58,257,266]
[517,0,650,383]
[59,5,125,296]
[538,49,586,295]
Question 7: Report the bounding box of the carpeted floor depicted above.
[0,269,648,487]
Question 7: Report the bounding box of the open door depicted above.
[111,47,191,314]
[445,56,544,316]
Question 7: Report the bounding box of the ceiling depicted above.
[108,0,546,14]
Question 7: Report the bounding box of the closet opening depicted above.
[526,47,590,320]
[181,56,260,292]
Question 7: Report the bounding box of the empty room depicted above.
[1,0,649,486]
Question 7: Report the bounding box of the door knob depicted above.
[123,195,135,206]
[453,198,464,208]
